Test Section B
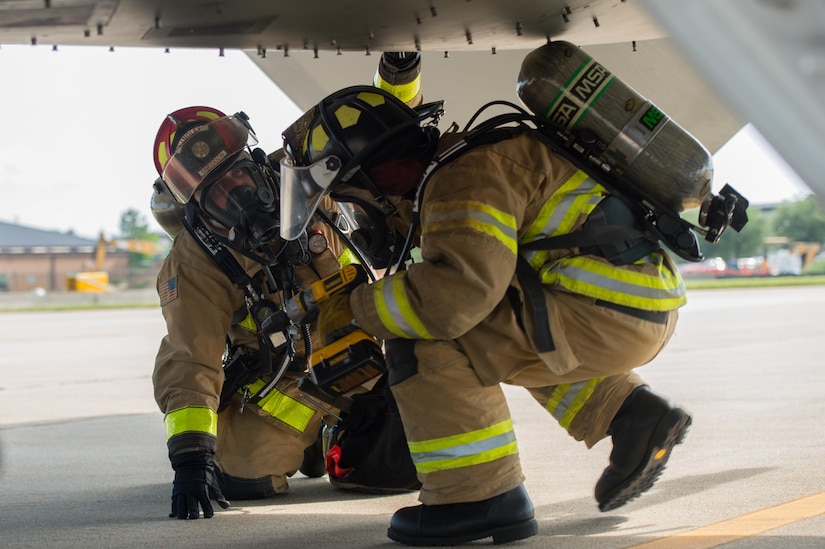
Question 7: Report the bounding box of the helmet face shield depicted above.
[154,106,226,176]
[161,115,257,204]
[279,155,342,240]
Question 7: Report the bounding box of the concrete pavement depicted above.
[1,286,824,547]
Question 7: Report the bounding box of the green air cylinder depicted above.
[517,40,713,212]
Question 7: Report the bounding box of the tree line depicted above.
[684,195,825,270]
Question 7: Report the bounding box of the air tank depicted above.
[150,178,185,237]
[517,40,713,213]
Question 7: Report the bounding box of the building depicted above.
[0,220,159,293]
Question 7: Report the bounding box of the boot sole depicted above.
[387,518,538,546]
[598,408,692,512]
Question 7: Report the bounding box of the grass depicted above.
[683,274,825,290]
[3,276,824,313]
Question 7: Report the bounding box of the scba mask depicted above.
[336,199,403,270]
[160,112,281,251]
[198,154,280,249]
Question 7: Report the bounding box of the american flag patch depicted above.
[159,276,178,306]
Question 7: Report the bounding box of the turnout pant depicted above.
[387,291,677,505]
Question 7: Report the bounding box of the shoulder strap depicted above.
[182,213,253,288]
[182,212,280,379]
[520,225,646,253]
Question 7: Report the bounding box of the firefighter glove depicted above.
[317,293,358,345]
[169,450,230,519]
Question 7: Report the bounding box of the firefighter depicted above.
[151,105,347,520]
[152,53,426,521]
[277,86,693,545]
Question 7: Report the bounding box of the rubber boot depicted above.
[595,386,692,512]
[387,484,538,546]
[299,426,327,478]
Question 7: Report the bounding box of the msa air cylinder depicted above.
[517,40,713,212]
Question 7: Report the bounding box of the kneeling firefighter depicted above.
[151,105,345,520]
[277,41,747,545]
[151,51,430,520]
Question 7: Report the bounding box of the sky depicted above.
[0,44,813,240]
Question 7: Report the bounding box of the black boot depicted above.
[387,484,538,546]
[299,426,327,478]
[595,386,692,512]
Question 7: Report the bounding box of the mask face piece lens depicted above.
[199,160,281,248]
[202,166,259,227]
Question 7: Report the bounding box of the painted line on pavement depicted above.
[628,492,825,549]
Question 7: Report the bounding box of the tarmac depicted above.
[1,285,824,548]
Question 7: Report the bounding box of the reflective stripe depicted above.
[374,73,422,105]
[545,378,605,429]
[237,312,257,333]
[373,272,433,339]
[337,247,360,267]
[246,379,315,433]
[425,200,518,255]
[540,253,686,311]
[407,419,519,474]
[519,169,685,311]
[165,406,218,439]
[521,171,604,270]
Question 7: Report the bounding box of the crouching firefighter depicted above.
[151,105,353,520]
[276,61,748,544]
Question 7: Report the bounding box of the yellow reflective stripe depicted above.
[156,142,170,173]
[521,171,604,269]
[337,247,360,267]
[309,124,330,154]
[425,200,518,254]
[374,73,422,105]
[237,312,257,333]
[407,419,519,474]
[546,378,605,430]
[164,406,218,439]
[373,273,433,339]
[541,253,686,311]
[244,379,315,432]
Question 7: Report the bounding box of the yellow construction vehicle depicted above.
[67,232,164,292]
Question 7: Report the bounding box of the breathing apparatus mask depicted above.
[160,113,282,253]
[196,152,280,249]
[332,189,408,270]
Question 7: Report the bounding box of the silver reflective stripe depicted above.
[521,175,603,267]
[546,378,605,430]
[410,429,517,464]
[550,262,684,301]
[377,276,421,338]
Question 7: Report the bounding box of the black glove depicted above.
[169,451,230,519]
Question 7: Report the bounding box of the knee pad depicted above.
[214,467,279,500]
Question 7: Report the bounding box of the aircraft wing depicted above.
[2,0,742,156]
[642,0,825,206]
[254,39,741,156]
[1,0,666,51]
[0,0,743,152]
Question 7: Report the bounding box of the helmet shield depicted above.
[279,155,342,240]
[161,115,257,204]
[153,106,226,176]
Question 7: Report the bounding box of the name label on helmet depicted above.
[197,149,228,179]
